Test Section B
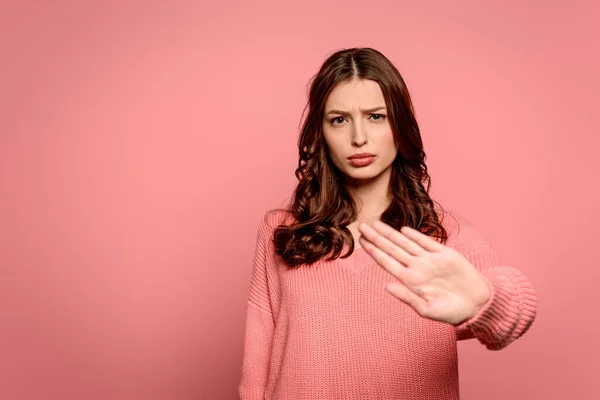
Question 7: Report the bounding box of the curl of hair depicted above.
[273,48,447,267]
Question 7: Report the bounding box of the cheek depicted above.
[383,129,398,151]
[323,134,345,160]
[378,130,398,162]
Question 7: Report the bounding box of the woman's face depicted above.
[322,78,398,184]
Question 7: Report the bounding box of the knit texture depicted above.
[239,209,537,400]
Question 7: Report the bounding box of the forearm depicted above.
[455,265,537,350]
[239,302,274,399]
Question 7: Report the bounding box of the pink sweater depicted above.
[239,209,537,399]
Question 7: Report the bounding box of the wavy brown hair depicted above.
[273,47,447,267]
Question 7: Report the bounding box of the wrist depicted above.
[468,277,492,321]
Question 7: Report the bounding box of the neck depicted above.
[345,167,393,223]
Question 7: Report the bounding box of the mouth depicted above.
[347,153,376,160]
[347,153,376,167]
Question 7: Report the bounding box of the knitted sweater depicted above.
[238,209,537,400]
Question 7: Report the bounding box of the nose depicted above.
[352,121,367,147]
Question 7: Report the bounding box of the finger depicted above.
[385,282,428,315]
[399,226,444,252]
[358,223,413,265]
[359,236,411,282]
[370,220,426,256]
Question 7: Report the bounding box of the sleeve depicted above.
[447,212,537,350]
[238,214,276,399]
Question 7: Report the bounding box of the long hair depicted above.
[273,47,447,267]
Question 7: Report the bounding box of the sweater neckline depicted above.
[341,245,369,274]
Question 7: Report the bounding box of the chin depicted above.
[344,168,381,181]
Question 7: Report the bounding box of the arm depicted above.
[448,212,537,350]
[239,215,276,399]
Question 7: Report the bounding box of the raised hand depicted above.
[358,220,491,325]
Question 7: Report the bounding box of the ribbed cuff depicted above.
[454,271,522,349]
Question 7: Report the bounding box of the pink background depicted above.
[1,0,599,399]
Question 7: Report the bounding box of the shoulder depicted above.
[435,206,492,253]
[435,206,472,234]
[262,208,295,229]
[255,208,296,241]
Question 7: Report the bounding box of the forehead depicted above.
[325,79,385,110]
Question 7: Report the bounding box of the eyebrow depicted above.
[325,106,387,116]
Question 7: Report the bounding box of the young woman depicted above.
[238,47,537,400]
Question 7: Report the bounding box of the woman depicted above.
[238,47,537,399]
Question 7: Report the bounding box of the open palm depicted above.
[358,220,491,325]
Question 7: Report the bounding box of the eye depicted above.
[330,116,346,125]
[370,114,386,121]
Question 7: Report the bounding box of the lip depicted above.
[347,153,376,160]
[347,154,376,167]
